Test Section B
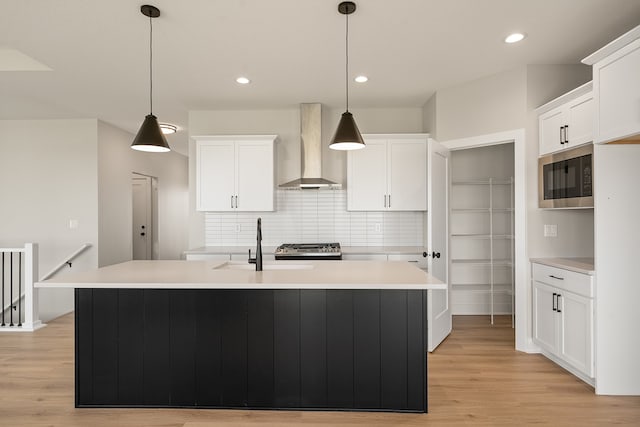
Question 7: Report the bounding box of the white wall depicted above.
[188,107,423,248]
[97,121,189,266]
[594,143,640,395]
[0,119,99,321]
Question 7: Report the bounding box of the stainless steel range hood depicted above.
[279,103,341,189]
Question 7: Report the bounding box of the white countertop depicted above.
[184,246,426,255]
[36,260,446,290]
[530,257,595,275]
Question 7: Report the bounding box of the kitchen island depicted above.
[36,260,445,413]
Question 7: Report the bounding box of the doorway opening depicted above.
[449,143,515,325]
[132,173,158,260]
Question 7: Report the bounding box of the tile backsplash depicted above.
[205,190,426,247]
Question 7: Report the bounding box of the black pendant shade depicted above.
[131,114,171,152]
[329,111,365,150]
[329,1,365,151]
[131,5,171,153]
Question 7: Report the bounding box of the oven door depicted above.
[538,144,593,208]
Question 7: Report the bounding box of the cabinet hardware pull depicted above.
[235,195,238,208]
[231,195,234,208]
[383,195,387,208]
[388,194,391,208]
[552,292,557,311]
[560,126,564,144]
[564,125,569,144]
[549,275,564,280]
[556,294,562,313]
[432,251,441,259]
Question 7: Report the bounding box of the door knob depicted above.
[432,251,441,259]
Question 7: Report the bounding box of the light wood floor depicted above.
[1,314,639,426]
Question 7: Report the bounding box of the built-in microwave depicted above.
[538,144,593,208]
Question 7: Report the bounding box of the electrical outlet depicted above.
[374,223,382,233]
[544,224,557,237]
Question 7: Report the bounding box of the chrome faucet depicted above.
[248,217,263,271]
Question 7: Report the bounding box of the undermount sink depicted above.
[214,262,314,271]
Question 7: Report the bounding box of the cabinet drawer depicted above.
[532,263,593,298]
[388,253,428,269]
[185,254,231,261]
[342,254,388,261]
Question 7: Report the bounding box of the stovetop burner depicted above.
[275,243,342,260]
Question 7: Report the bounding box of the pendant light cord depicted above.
[149,13,153,115]
[345,10,349,113]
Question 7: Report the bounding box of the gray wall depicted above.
[0,119,189,322]
[434,67,527,141]
[525,65,594,258]
[188,106,423,248]
[430,65,593,258]
[97,121,189,266]
[0,119,99,321]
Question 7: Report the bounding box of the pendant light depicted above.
[329,1,365,151]
[131,5,170,153]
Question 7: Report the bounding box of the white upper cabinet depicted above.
[195,135,276,212]
[583,27,640,144]
[538,83,594,156]
[347,135,427,211]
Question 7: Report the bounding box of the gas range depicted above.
[274,243,342,260]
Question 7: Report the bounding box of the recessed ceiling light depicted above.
[354,75,368,83]
[159,123,177,134]
[236,77,251,84]
[504,33,526,44]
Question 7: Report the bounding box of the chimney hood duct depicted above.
[279,103,341,189]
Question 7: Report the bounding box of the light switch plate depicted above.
[69,219,79,229]
[544,224,557,237]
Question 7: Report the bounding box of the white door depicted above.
[532,281,558,355]
[236,141,275,211]
[539,107,565,156]
[388,140,427,211]
[566,93,594,148]
[427,138,451,352]
[558,290,593,377]
[196,141,235,211]
[132,175,152,260]
[347,139,387,211]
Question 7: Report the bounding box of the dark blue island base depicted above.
[75,288,428,412]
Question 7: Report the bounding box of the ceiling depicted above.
[2,0,640,156]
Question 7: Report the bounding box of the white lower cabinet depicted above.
[532,263,594,381]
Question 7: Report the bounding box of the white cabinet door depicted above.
[538,91,593,155]
[593,37,640,143]
[539,107,566,156]
[388,140,427,211]
[236,141,274,211]
[196,137,276,212]
[566,93,594,148]
[533,281,558,355]
[347,136,428,211]
[347,140,386,210]
[558,290,594,378]
[197,141,235,211]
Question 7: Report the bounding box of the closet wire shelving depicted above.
[450,177,514,326]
